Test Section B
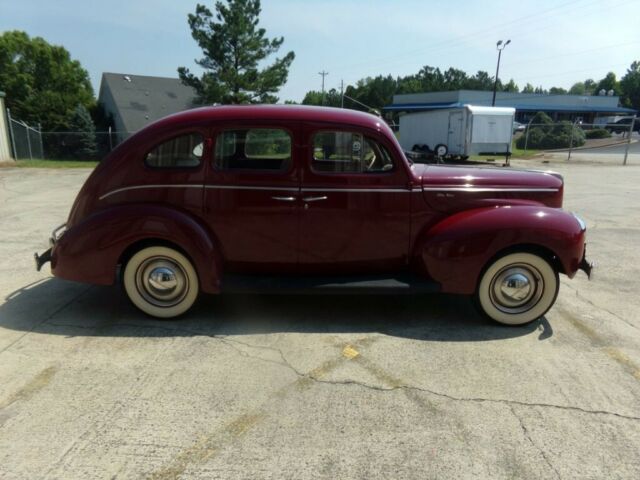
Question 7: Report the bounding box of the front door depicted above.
[203,123,300,273]
[298,126,411,273]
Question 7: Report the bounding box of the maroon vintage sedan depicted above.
[35,105,592,325]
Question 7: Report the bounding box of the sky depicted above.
[1,0,639,102]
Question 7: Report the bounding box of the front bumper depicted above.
[578,245,594,280]
[34,223,66,272]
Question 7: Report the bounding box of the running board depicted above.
[221,274,440,295]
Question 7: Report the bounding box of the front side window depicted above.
[312,131,393,173]
[145,133,204,168]
[214,128,292,171]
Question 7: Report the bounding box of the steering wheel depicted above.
[364,151,377,171]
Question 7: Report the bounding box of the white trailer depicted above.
[399,105,515,158]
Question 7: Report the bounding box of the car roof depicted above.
[147,104,388,132]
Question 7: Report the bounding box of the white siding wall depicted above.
[0,96,13,161]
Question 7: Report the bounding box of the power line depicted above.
[327,0,593,74]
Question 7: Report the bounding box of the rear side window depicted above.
[145,133,204,168]
[312,131,393,173]
[214,128,292,171]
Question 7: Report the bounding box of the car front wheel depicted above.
[123,246,199,319]
[475,252,559,326]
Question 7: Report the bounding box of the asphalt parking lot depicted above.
[0,163,639,479]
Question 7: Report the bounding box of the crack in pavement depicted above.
[43,319,640,424]
[509,404,561,480]
[563,283,639,332]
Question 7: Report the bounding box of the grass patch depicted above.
[0,159,99,168]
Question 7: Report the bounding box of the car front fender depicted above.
[51,204,223,294]
[414,206,586,295]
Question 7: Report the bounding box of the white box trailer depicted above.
[399,105,515,158]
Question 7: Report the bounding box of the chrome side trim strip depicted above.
[421,187,559,193]
[206,185,299,192]
[100,183,558,201]
[99,184,202,200]
[301,188,410,193]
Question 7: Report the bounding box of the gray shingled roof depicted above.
[99,72,198,133]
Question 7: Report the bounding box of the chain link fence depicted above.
[6,110,131,161]
[5,109,638,166]
[514,116,638,165]
[6,112,44,160]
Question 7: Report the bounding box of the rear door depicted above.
[447,111,464,154]
[203,122,300,273]
[298,124,411,273]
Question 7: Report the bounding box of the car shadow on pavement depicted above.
[0,278,553,342]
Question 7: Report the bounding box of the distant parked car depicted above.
[34,105,593,325]
[513,121,526,133]
[605,117,639,134]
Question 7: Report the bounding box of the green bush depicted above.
[515,112,585,149]
[585,128,612,139]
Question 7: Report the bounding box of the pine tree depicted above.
[178,0,295,104]
[67,105,97,159]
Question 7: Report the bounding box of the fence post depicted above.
[567,119,578,161]
[38,123,44,159]
[524,118,533,154]
[6,108,18,159]
[623,116,636,166]
[23,120,33,160]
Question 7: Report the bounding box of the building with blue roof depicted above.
[384,90,636,124]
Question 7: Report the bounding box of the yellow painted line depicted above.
[0,365,57,409]
[603,347,640,381]
[342,344,360,359]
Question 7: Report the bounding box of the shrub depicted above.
[585,128,612,139]
[515,113,585,149]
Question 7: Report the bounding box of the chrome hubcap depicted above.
[135,257,188,307]
[148,267,178,292]
[489,264,543,314]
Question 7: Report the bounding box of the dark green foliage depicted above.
[0,31,94,131]
[593,72,619,96]
[178,0,295,104]
[585,128,611,139]
[68,105,97,158]
[308,67,517,113]
[516,112,585,149]
[302,88,342,107]
[620,61,640,111]
[47,105,98,159]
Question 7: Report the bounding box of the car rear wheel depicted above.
[123,246,199,319]
[474,252,559,326]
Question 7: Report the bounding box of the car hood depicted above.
[411,164,564,212]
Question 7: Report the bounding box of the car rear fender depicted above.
[51,204,223,294]
[413,206,585,295]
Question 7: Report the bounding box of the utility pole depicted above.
[492,39,510,107]
[319,70,329,105]
[340,79,344,108]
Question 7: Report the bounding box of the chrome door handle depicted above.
[272,196,296,202]
[302,196,327,202]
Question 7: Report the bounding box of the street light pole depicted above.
[492,39,510,107]
[318,70,329,105]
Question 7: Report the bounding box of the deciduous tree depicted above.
[0,31,94,130]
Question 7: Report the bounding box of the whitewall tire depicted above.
[123,246,199,319]
[475,252,559,326]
